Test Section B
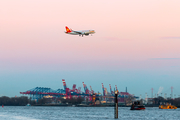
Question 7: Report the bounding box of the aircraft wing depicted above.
[73,31,82,34]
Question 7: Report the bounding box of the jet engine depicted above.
[84,33,89,36]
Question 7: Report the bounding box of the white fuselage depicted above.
[65,30,95,36]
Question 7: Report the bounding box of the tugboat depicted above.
[159,103,177,109]
[130,101,145,110]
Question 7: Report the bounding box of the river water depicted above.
[0,106,179,120]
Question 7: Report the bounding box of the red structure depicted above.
[20,79,136,103]
[109,84,113,95]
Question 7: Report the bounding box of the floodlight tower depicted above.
[151,88,153,98]
[171,86,173,99]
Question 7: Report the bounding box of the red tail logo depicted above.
[65,26,72,33]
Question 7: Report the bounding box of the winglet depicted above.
[65,26,72,33]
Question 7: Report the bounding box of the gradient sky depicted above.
[0,0,180,98]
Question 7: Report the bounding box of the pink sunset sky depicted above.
[0,0,180,97]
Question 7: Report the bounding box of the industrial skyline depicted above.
[19,79,179,100]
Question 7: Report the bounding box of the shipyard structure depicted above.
[20,79,138,105]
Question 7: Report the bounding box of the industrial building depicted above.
[20,79,137,105]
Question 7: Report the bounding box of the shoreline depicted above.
[32,104,160,107]
[2,104,180,108]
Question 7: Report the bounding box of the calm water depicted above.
[0,106,180,120]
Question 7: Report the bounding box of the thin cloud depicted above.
[161,37,180,39]
[150,58,180,60]
[103,37,131,41]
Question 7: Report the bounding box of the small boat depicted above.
[159,103,177,109]
[130,101,145,110]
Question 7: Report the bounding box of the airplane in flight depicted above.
[65,26,95,37]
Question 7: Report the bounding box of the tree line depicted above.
[0,96,29,106]
[0,96,84,106]
[152,96,180,106]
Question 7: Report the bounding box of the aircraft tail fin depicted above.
[65,26,72,33]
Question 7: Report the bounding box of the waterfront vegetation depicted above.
[0,96,84,106]
[0,96,180,107]
[151,96,180,106]
[0,96,29,106]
